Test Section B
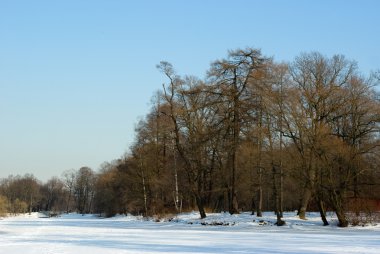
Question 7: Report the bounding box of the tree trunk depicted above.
[298,187,312,220]
[299,165,316,220]
[228,183,239,214]
[66,189,72,213]
[336,209,348,227]
[256,185,263,217]
[251,196,256,215]
[142,171,148,216]
[224,190,229,212]
[173,139,180,212]
[272,164,285,226]
[29,194,33,214]
[276,212,285,226]
[195,194,206,219]
[279,171,284,218]
[330,190,348,227]
[256,105,263,218]
[279,81,284,218]
[317,197,329,226]
[232,191,239,213]
[229,78,240,215]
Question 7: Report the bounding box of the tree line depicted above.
[0,168,96,216]
[1,48,380,227]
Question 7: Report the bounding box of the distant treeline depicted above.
[1,48,380,227]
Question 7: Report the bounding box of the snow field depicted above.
[0,212,379,254]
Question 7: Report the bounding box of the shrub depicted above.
[12,199,28,214]
[0,195,9,216]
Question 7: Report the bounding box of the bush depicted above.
[12,199,28,214]
[0,195,9,216]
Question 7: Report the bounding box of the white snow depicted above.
[0,212,379,253]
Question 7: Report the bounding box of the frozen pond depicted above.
[0,212,379,254]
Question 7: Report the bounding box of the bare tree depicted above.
[74,167,95,214]
[286,52,358,225]
[42,177,65,212]
[158,62,224,218]
[62,169,76,213]
[207,48,267,215]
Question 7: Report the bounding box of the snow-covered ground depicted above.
[0,211,379,253]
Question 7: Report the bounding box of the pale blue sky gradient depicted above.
[1,0,379,181]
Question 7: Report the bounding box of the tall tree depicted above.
[286,52,357,224]
[74,167,95,214]
[158,62,224,218]
[62,169,76,213]
[207,48,267,214]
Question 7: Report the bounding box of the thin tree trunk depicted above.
[317,197,329,226]
[173,138,180,212]
[251,196,256,215]
[272,164,285,226]
[256,180,263,217]
[66,189,72,214]
[228,156,239,215]
[279,168,284,218]
[29,194,33,214]
[266,111,285,225]
[229,75,239,215]
[256,105,263,217]
[141,165,148,216]
[224,189,229,212]
[229,154,239,214]
[279,78,284,218]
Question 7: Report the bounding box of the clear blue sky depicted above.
[1,0,379,181]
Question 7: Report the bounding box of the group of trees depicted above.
[114,48,380,227]
[1,48,379,227]
[0,167,96,216]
